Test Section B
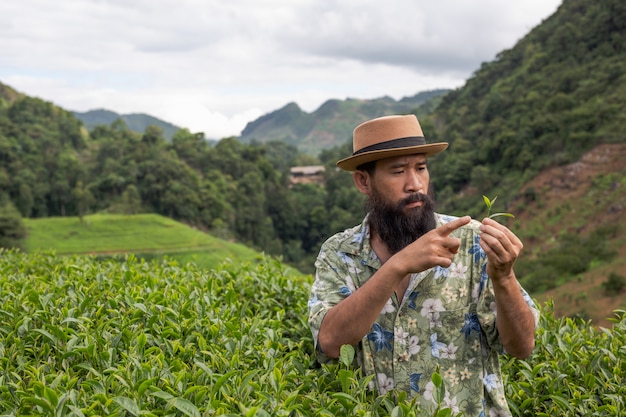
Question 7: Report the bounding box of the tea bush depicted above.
[0,250,624,416]
[505,301,626,416]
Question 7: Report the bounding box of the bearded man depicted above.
[308,114,539,417]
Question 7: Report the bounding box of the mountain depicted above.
[73,109,182,140]
[238,89,450,155]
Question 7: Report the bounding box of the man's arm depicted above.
[318,216,471,358]
[479,218,536,359]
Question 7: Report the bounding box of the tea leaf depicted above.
[483,195,514,219]
[435,408,453,417]
[431,371,443,387]
[489,212,515,219]
[170,397,201,417]
[113,396,140,416]
[339,344,355,367]
[482,195,493,209]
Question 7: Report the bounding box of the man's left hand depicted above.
[478,217,523,281]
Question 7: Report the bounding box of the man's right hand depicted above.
[394,215,471,275]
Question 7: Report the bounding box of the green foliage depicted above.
[516,227,617,292]
[0,199,26,249]
[0,251,441,416]
[505,302,626,416]
[0,253,624,416]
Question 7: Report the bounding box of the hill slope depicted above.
[23,213,265,270]
[512,143,626,326]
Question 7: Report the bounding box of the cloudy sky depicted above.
[1,0,561,139]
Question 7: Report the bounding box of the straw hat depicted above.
[336,114,448,171]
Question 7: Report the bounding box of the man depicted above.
[308,114,539,416]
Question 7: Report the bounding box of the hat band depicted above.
[353,136,426,155]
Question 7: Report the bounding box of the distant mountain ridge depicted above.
[238,89,450,155]
[73,109,181,140]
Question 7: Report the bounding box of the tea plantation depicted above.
[0,250,624,416]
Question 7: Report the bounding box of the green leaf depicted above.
[331,392,357,409]
[482,195,492,209]
[435,408,453,417]
[338,369,352,392]
[67,405,87,417]
[489,212,515,219]
[43,387,59,407]
[549,394,574,413]
[113,396,140,416]
[32,328,58,345]
[390,405,404,417]
[169,397,200,417]
[339,344,355,367]
[149,390,174,401]
[431,371,443,387]
[136,377,157,396]
[21,396,53,412]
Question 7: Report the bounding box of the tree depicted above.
[73,180,94,222]
[121,184,142,215]
[0,200,27,250]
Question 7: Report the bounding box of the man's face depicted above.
[364,154,437,254]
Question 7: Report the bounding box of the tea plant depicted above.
[482,195,515,220]
[504,301,626,416]
[0,250,452,416]
[0,250,623,416]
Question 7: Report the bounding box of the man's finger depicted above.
[436,216,471,237]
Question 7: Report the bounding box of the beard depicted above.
[366,187,437,255]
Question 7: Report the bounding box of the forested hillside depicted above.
[428,0,626,215]
[238,89,449,155]
[1,0,625,323]
[0,83,361,272]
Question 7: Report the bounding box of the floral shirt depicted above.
[308,213,540,417]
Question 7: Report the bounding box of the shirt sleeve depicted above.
[477,267,541,354]
[308,241,353,363]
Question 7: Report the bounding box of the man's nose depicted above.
[405,171,423,193]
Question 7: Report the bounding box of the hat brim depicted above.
[336,142,449,171]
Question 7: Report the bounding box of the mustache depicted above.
[400,193,432,207]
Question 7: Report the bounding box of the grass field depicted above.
[22,213,270,271]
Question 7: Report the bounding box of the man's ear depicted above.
[353,170,371,195]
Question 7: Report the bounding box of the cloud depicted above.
[0,0,561,139]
